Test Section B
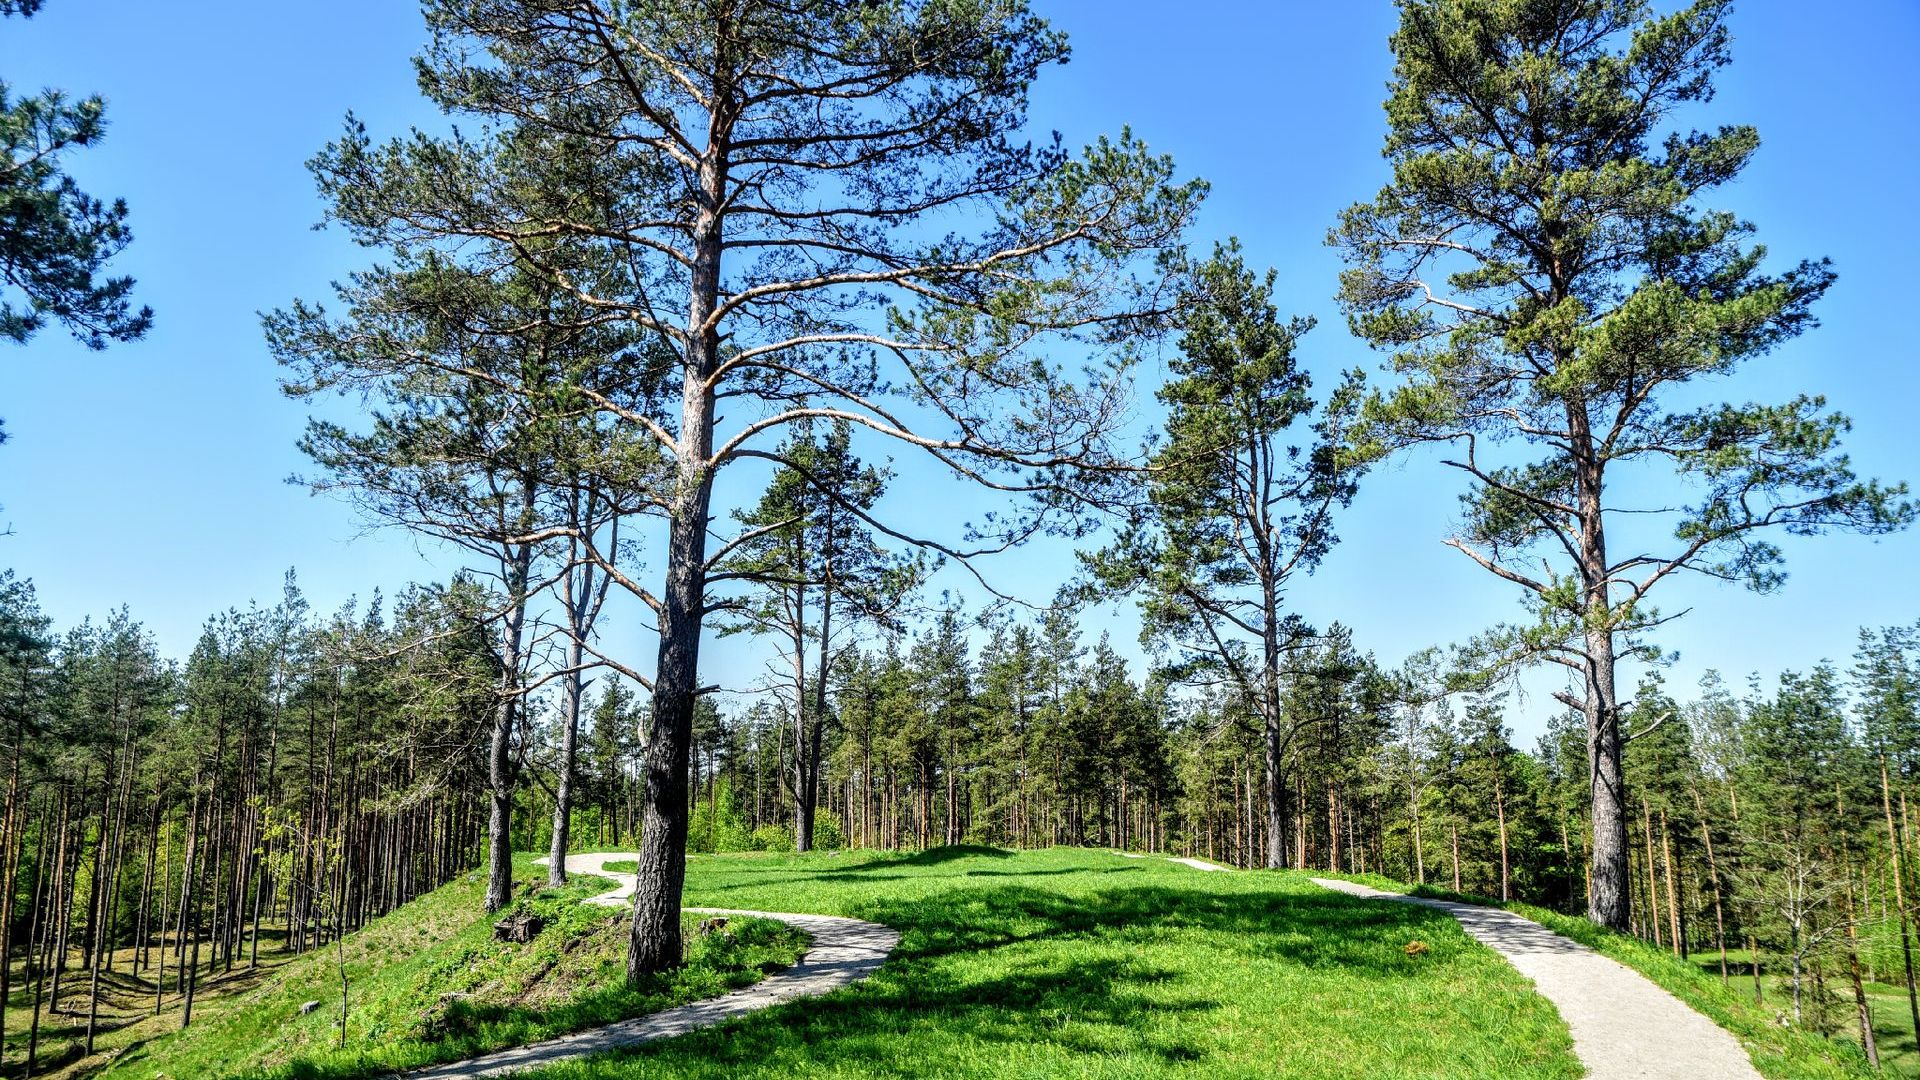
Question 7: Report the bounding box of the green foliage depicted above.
[750,823,794,853]
[0,0,150,348]
[1333,0,1911,686]
[688,779,754,854]
[811,811,846,851]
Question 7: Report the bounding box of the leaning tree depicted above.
[1333,0,1911,928]
[310,0,1203,973]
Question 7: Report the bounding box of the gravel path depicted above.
[1311,877,1762,1079]
[1109,852,1230,871]
[394,853,899,1080]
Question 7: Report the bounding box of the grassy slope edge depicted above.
[97,853,806,1080]
[1317,872,1875,1080]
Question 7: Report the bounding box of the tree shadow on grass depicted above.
[828,844,1015,872]
[558,880,1476,1079]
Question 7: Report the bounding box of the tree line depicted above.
[3,0,1914,1070]
[0,571,502,1072]
[11,557,1920,1067]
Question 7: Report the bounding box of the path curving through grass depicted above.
[394,853,900,1079]
[1312,877,1764,1080]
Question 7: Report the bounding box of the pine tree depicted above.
[0,1,150,352]
[1336,0,1913,929]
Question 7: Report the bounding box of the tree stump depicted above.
[492,913,545,943]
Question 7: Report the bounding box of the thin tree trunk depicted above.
[486,542,533,913]
[1690,788,1729,983]
[1845,875,1881,1069]
[1659,807,1683,958]
[1494,778,1510,902]
[1641,798,1661,948]
[548,636,586,887]
[1882,759,1920,1043]
[1449,822,1461,893]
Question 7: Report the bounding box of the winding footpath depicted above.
[1309,876,1762,1080]
[396,853,899,1080]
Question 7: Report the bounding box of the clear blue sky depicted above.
[2,1,1915,743]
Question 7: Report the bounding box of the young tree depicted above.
[1334,0,1912,929]
[271,260,631,913]
[1091,245,1363,868]
[716,421,923,852]
[316,0,1203,973]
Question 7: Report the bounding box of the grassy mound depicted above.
[512,847,1581,1079]
[98,855,805,1080]
[1323,872,1877,1080]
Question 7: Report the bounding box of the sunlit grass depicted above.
[1316,873,1878,1080]
[517,846,1578,1080]
[96,854,804,1080]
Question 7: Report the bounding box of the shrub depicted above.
[750,824,793,852]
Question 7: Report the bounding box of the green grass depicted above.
[504,846,1578,1079]
[1866,982,1920,1077]
[96,854,806,1080]
[1317,873,1878,1080]
[1689,948,1920,1078]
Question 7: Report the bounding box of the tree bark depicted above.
[547,633,586,887]
[484,540,532,914]
[1881,758,1920,1043]
[625,50,738,971]
[1494,777,1510,902]
[1584,624,1630,929]
[1659,807,1683,957]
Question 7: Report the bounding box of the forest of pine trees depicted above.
[6,555,1920,1064]
[4,0,1917,1073]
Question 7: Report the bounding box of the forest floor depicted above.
[73,853,804,1080]
[0,930,297,1078]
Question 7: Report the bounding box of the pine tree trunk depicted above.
[1583,623,1631,930]
[1690,788,1730,983]
[1450,823,1461,893]
[1660,808,1683,957]
[1495,780,1510,902]
[1641,798,1661,948]
[548,635,586,887]
[1845,876,1881,1069]
[627,486,710,975]
[1881,759,1920,1043]
[485,543,532,913]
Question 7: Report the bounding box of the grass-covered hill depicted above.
[90,846,1891,1080]
[94,854,804,1080]
[528,846,1584,1080]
